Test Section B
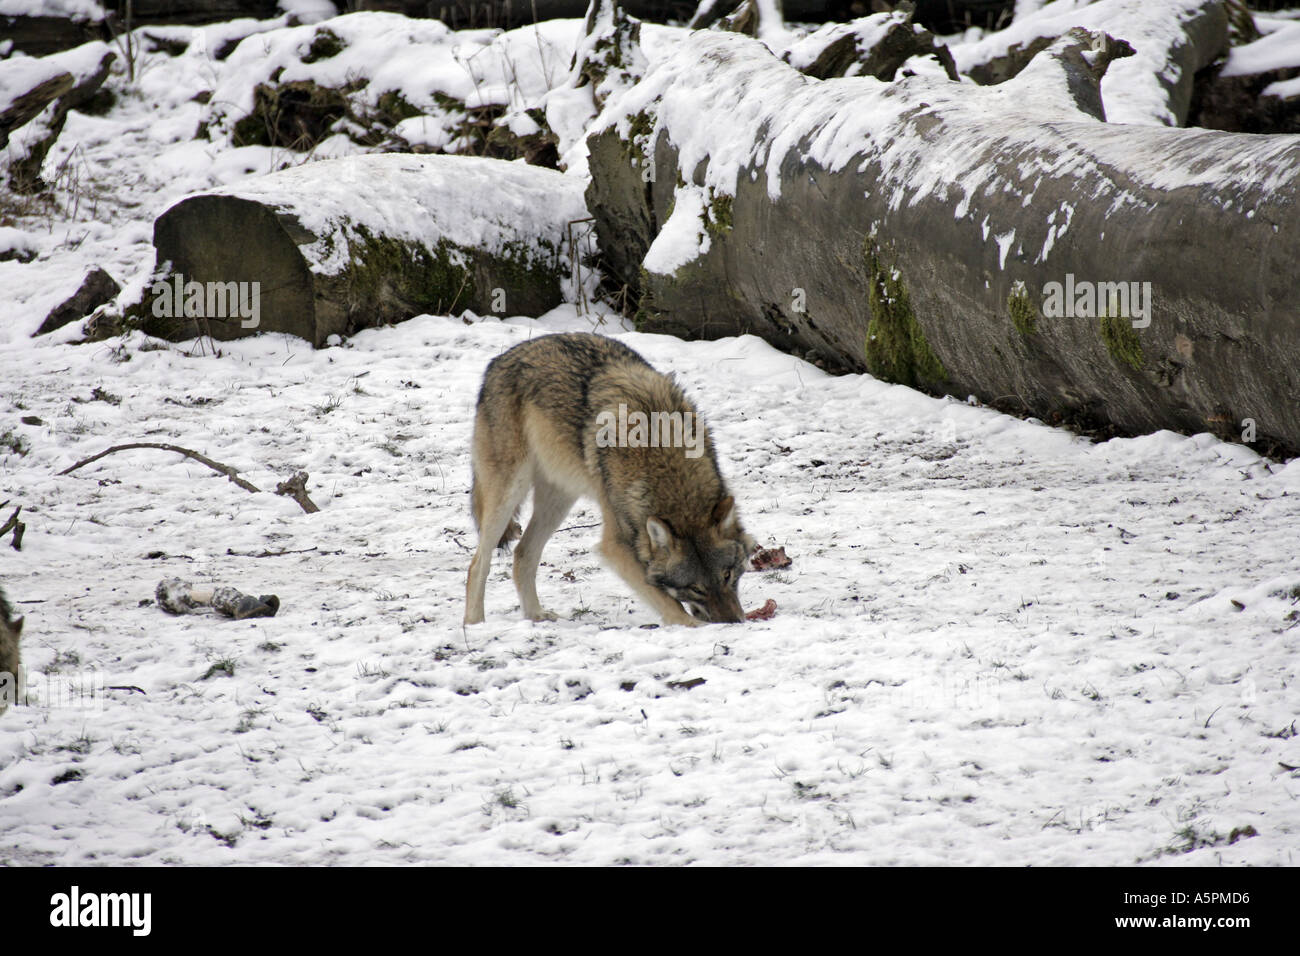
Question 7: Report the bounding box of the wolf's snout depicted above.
[691,592,745,624]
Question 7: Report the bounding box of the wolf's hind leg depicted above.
[465,464,532,625]
[513,478,577,622]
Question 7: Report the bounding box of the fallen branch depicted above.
[57,442,321,514]
[59,441,260,492]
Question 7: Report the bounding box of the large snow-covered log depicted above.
[140,154,590,346]
[586,27,1300,454]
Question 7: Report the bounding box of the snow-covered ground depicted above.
[1,7,1298,866]
[1,309,1298,865]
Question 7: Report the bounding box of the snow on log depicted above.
[586,27,1300,455]
[141,154,591,347]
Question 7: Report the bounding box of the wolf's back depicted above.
[475,333,654,450]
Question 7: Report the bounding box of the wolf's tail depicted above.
[470,474,521,551]
[497,517,522,550]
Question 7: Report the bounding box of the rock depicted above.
[34,267,122,337]
[137,153,591,346]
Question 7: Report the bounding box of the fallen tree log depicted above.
[0,67,75,150]
[586,26,1300,456]
[137,153,591,346]
[1,42,116,192]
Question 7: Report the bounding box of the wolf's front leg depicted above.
[597,527,699,627]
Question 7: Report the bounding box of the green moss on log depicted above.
[632,265,658,331]
[706,190,733,238]
[346,227,475,317]
[626,110,656,169]
[1100,312,1144,370]
[488,238,565,312]
[1008,280,1037,336]
[863,242,946,387]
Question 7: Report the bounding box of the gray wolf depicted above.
[1,587,23,716]
[464,333,755,627]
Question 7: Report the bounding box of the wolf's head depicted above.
[645,496,756,624]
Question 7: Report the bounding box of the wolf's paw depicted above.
[527,608,560,623]
[663,608,700,628]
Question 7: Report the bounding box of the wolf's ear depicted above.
[711,495,737,530]
[646,517,674,552]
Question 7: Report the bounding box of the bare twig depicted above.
[558,522,601,533]
[225,546,336,558]
[568,216,595,315]
[57,442,322,514]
